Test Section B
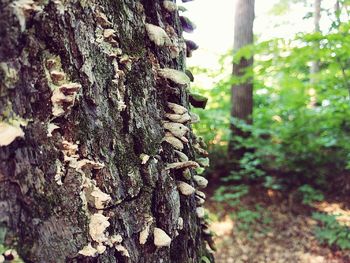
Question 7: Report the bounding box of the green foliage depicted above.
[297,185,324,205]
[312,212,350,250]
[213,185,249,207]
[232,205,272,238]
[191,9,350,192]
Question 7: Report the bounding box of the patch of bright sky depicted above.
[184,0,335,69]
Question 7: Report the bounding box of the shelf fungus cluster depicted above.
[162,99,213,250]
[94,8,130,111]
[45,56,81,118]
[146,0,214,253]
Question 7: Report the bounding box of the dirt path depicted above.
[206,189,350,263]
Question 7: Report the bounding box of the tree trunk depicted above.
[309,0,321,108]
[228,0,255,160]
[0,1,213,262]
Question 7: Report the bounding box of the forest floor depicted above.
[205,186,350,263]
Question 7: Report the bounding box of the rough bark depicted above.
[0,1,213,262]
[228,0,255,160]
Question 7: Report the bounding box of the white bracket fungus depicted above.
[140,153,150,164]
[95,10,112,28]
[197,157,210,168]
[89,213,110,243]
[153,227,172,247]
[167,102,188,115]
[163,122,189,142]
[166,161,199,170]
[90,187,112,209]
[0,121,25,147]
[115,244,130,257]
[139,217,153,245]
[182,168,192,180]
[158,68,190,85]
[78,243,98,257]
[165,112,191,123]
[51,82,81,117]
[174,150,188,162]
[193,175,208,189]
[50,70,66,85]
[195,190,206,200]
[196,207,205,218]
[162,133,184,150]
[145,23,172,46]
[177,217,184,230]
[163,1,177,12]
[47,123,59,137]
[176,181,195,196]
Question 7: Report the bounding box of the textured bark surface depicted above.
[228,0,255,159]
[0,1,213,262]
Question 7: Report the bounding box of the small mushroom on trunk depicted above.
[153,227,172,247]
[166,161,199,170]
[177,181,195,196]
[193,175,208,189]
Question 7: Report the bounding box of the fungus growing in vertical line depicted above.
[90,187,112,209]
[51,82,81,117]
[0,122,25,147]
[115,244,130,257]
[197,157,210,167]
[162,133,184,150]
[95,11,112,28]
[167,102,188,115]
[177,217,184,230]
[193,143,209,157]
[78,243,98,257]
[177,6,187,12]
[177,181,196,196]
[182,168,192,180]
[89,213,110,243]
[174,150,189,162]
[180,16,196,33]
[189,92,208,109]
[96,244,106,254]
[185,39,199,54]
[163,1,177,12]
[103,28,116,39]
[140,153,150,164]
[163,121,190,140]
[47,123,59,137]
[145,23,172,46]
[153,228,172,247]
[196,207,205,218]
[196,195,205,205]
[158,68,191,85]
[166,161,199,170]
[50,70,65,84]
[193,175,208,189]
[185,40,198,57]
[164,112,191,123]
[195,190,206,200]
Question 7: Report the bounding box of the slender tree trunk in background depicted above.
[309,0,321,108]
[0,1,213,262]
[228,0,255,160]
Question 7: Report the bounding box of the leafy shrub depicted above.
[297,185,324,205]
[232,205,272,238]
[312,212,350,250]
